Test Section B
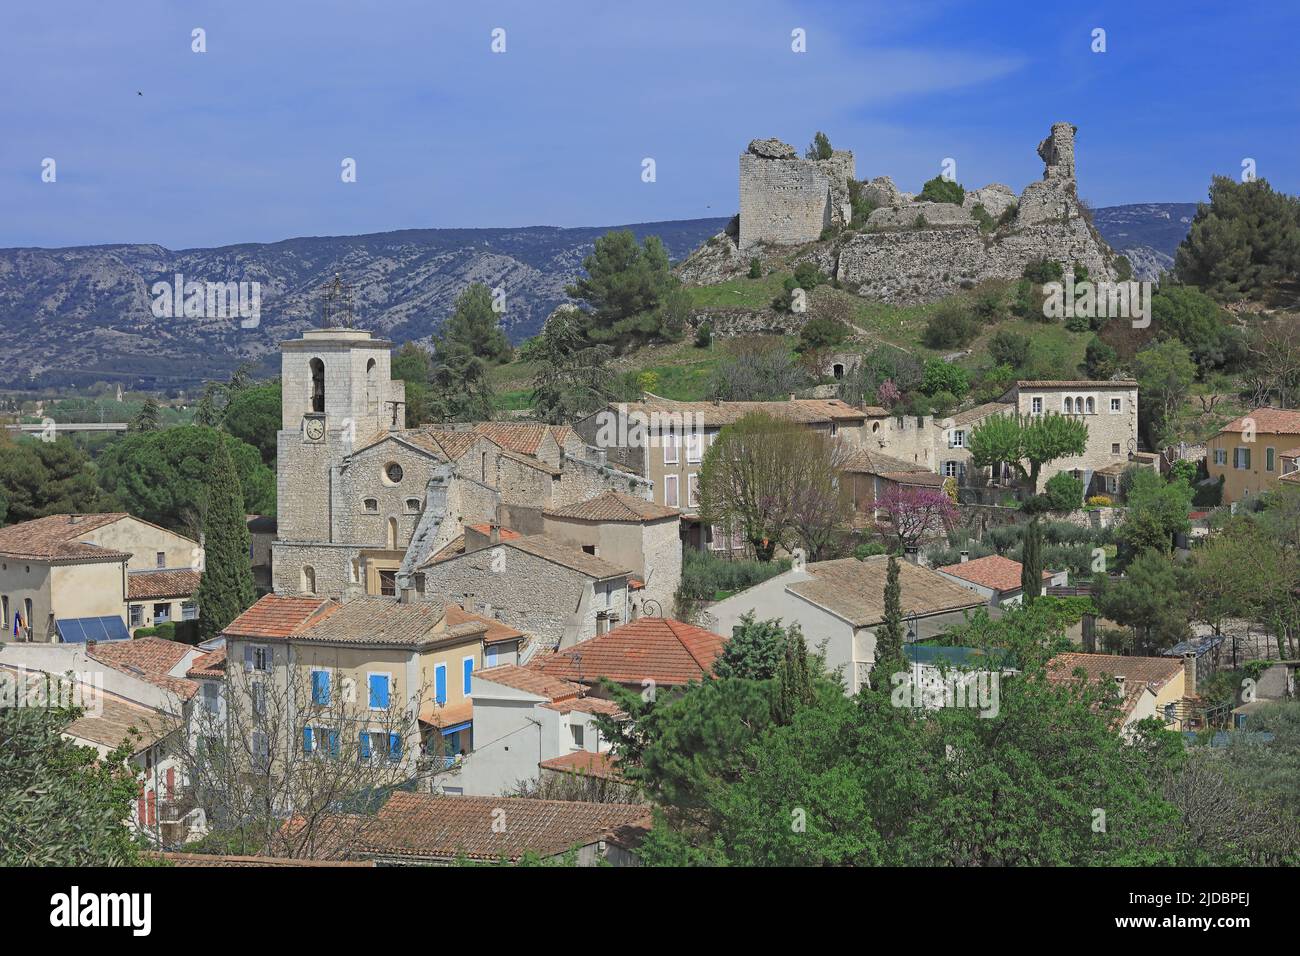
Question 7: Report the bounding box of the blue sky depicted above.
[2,0,1297,249]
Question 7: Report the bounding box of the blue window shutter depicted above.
[369,674,389,709]
[435,665,447,705]
[389,733,401,762]
[244,645,254,671]
[302,727,313,753]
[463,658,473,696]
[312,671,330,705]
[358,731,371,760]
[328,730,339,758]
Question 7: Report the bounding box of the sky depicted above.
[2,0,1297,250]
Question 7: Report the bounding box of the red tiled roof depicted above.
[544,491,679,523]
[88,636,199,700]
[186,647,227,678]
[1219,407,1300,436]
[539,696,623,716]
[539,618,726,687]
[464,523,523,541]
[936,554,1050,594]
[539,750,623,780]
[474,664,581,700]
[222,594,338,639]
[0,513,133,562]
[1046,653,1183,693]
[443,605,525,646]
[127,568,201,600]
[472,422,557,456]
[358,791,650,862]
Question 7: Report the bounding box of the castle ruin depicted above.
[738,138,855,250]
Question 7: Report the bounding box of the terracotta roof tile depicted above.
[539,618,726,686]
[615,397,864,427]
[186,647,227,678]
[88,637,199,700]
[357,791,651,862]
[544,491,679,523]
[443,605,524,646]
[539,696,623,716]
[472,422,557,456]
[936,554,1050,594]
[842,448,934,476]
[127,568,201,600]
[1014,380,1137,389]
[222,594,339,639]
[1219,407,1300,436]
[539,750,623,780]
[474,664,580,700]
[1046,652,1184,693]
[0,513,133,562]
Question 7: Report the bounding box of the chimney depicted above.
[788,393,796,402]
[399,587,414,604]
[959,550,970,563]
[489,524,500,545]
[1182,652,1197,696]
[1113,674,1126,698]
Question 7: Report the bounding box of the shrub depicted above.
[854,540,889,560]
[1192,474,1225,508]
[806,131,833,161]
[847,180,879,224]
[748,258,762,279]
[918,175,965,205]
[989,330,1031,369]
[1043,472,1085,512]
[1022,258,1064,284]
[694,321,713,348]
[921,301,979,349]
[793,261,827,289]
[679,550,792,601]
[920,358,969,398]
[1087,495,1113,507]
[971,203,995,232]
[997,202,1018,227]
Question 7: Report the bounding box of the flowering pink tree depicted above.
[875,379,901,409]
[875,485,958,552]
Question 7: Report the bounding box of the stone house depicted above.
[1205,407,1300,504]
[0,513,201,643]
[542,491,682,616]
[705,556,983,695]
[417,532,632,657]
[841,448,948,525]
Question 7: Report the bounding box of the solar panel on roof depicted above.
[55,616,130,643]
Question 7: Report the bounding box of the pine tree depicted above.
[1021,518,1043,605]
[195,438,255,642]
[130,396,162,432]
[872,555,905,686]
[772,632,814,724]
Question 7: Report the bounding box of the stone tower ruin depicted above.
[738,138,855,250]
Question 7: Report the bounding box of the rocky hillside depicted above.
[1091,202,1198,279]
[0,220,726,391]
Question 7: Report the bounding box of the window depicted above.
[405,498,421,513]
[571,723,585,748]
[687,473,699,508]
[246,644,270,672]
[943,461,960,477]
[1031,397,1043,415]
[202,682,219,715]
[1234,447,1251,470]
[301,565,316,594]
[155,551,166,569]
[359,730,399,763]
[1111,443,1121,455]
[251,731,269,771]
[1266,447,1275,472]
[303,726,339,759]
[379,569,397,597]
[463,656,474,696]
[251,681,266,717]
[1110,397,1122,413]
[153,603,171,623]
[949,430,965,448]
[368,673,391,710]
[663,429,679,465]
[311,669,331,706]
[385,462,404,484]
[1085,397,1095,414]
[387,517,398,550]
[1063,397,1073,414]
[664,474,679,508]
[181,601,198,621]
[1214,448,1227,466]
[830,422,839,437]
[434,664,447,705]
[582,544,597,555]
[363,498,378,513]
[129,605,143,627]
[685,431,703,463]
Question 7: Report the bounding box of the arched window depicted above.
[309,358,325,413]
[1064,397,1073,414]
[302,566,316,594]
[387,517,398,550]
[1085,397,1095,414]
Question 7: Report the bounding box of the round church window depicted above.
[385,462,404,484]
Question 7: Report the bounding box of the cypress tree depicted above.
[196,438,255,641]
[1021,518,1043,605]
[873,555,905,686]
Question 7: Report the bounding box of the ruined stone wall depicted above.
[738,140,855,250]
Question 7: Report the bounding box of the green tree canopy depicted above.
[0,438,105,524]
[440,283,513,364]
[221,381,280,466]
[968,413,1089,492]
[195,437,256,641]
[713,614,801,682]
[564,230,681,349]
